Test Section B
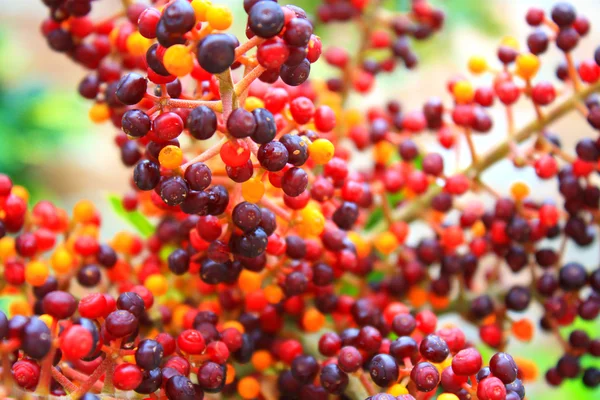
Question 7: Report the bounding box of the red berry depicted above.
[113,363,143,391]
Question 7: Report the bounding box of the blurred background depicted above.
[0,0,599,398]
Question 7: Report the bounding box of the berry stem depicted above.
[181,137,228,171]
[217,69,238,120]
[161,98,222,112]
[36,318,58,396]
[51,366,77,393]
[234,65,267,97]
[463,127,479,164]
[235,36,266,60]
[565,52,582,92]
[369,80,600,230]
[72,356,112,397]
[260,197,292,221]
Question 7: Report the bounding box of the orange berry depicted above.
[73,200,96,224]
[511,318,534,341]
[144,274,169,296]
[25,261,49,286]
[225,363,236,384]
[453,80,474,104]
[251,350,273,372]
[514,357,538,382]
[407,286,427,308]
[264,285,284,304]
[89,103,110,123]
[374,231,398,255]
[302,308,325,332]
[238,270,262,293]
[238,376,261,399]
[163,44,194,77]
[158,145,184,169]
[429,293,450,310]
[222,320,245,334]
[510,181,530,201]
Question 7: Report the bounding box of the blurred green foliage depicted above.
[0,31,86,202]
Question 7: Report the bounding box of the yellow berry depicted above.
[126,31,152,57]
[344,108,363,127]
[89,103,110,123]
[309,138,335,165]
[244,96,265,112]
[453,80,474,104]
[158,145,184,169]
[296,203,325,237]
[242,178,265,203]
[222,320,245,334]
[501,36,520,50]
[0,237,16,260]
[11,186,29,203]
[163,44,194,77]
[515,53,540,80]
[374,141,396,165]
[39,314,54,328]
[387,384,409,396]
[25,261,50,286]
[471,220,486,237]
[191,0,212,21]
[468,55,488,74]
[238,376,261,399]
[347,232,371,259]
[510,181,530,201]
[374,231,398,255]
[438,394,460,400]
[51,247,75,274]
[206,4,233,30]
[145,274,169,296]
[73,200,96,224]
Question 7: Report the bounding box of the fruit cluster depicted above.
[0,0,599,399]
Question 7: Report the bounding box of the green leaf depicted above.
[107,194,155,238]
[367,270,385,284]
[340,281,359,297]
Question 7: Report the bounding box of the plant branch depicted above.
[369,81,600,231]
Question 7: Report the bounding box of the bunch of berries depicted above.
[0,0,599,399]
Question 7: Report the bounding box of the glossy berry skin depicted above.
[291,355,319,383]
[11,359,40,391]
[320,364,349,394]
[116,73,147,105]
[184,162,212,191]
[113,363,143,391]
[166,375,197,400]
[251,108,277,144]
[122,110,151,138]
[369,354,399,387]
[162,0,196,34]
[419,335,450,363]
[22,318,52,360]
[477,377,507,400]
[187,106,217,140]
[196,361,226,393]
[452,348,483,376]
[411,362,440,392]
[105,310,138,338]
[135,339,164,370]
[232,202,262,232]
[227,108,257,138]
[338,346,363,373]
[42,291,77,320]
[258,141,289,171]
[489,352,518,383]
[248,1,285,38]
[197,34,235,74]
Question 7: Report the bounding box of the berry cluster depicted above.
[0,0,599,399]
[319,0,444,95]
